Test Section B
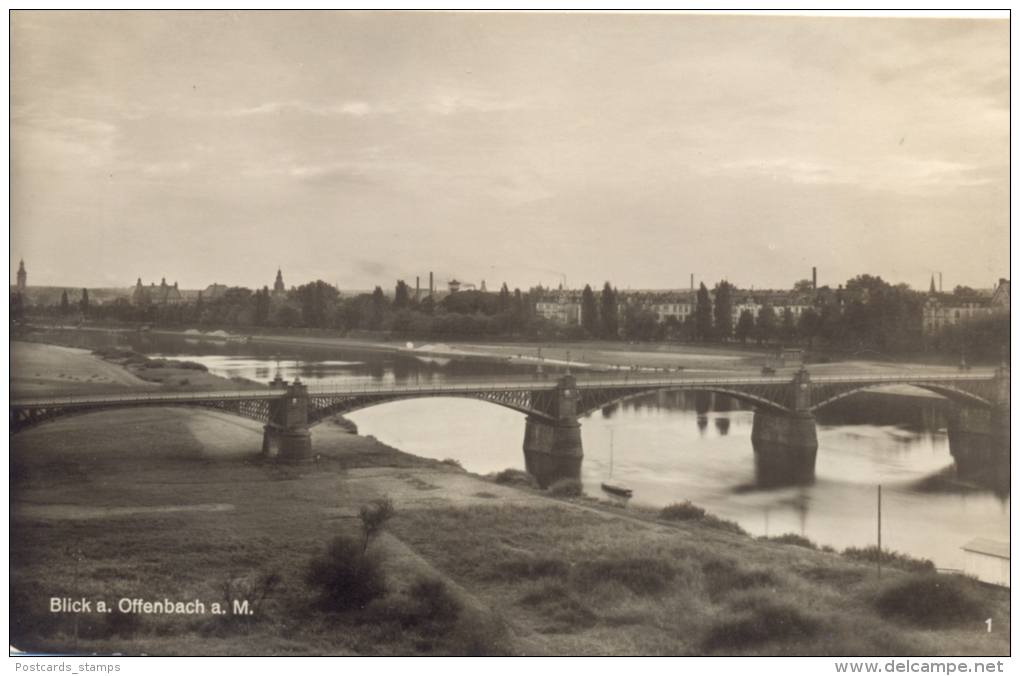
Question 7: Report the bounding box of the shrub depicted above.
[305,534,386,612]
[660,500,706,521]
[874,574,984,628]
[759,533,817,549]
[702,514,748,535]
[842,545,935,573]
[547,478,584,497]
[702,558,776,599]
[401,579,461,632]
[359,497,395,551]
[493,468,538,488]
[177,360,208,371]
[178,378,190,386]
[441,458,463,469]
[702,598,818,651]
[520,581,598,631]
[572,556,677,596]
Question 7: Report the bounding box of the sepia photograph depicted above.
[9,10,1010,661]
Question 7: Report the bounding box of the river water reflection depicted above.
[41,330,1010,570]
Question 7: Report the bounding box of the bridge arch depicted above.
[306,391,558,426]
[576,385,793,418]
[808,383,995,413]
[9,398,271,435]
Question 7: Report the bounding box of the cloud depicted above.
[425,93,531,115]
[706,155,991,193]
[226,100,395,118]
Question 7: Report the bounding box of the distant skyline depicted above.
[10,11,1010,293]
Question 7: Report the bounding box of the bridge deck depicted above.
[10,369,996,409]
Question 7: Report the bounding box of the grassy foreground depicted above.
[10,406,1010,656]
[9,343,1010,656]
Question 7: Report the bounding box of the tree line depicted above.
[10,274,1008,361]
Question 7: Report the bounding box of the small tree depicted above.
[306,497,396,613]
[498,283,511,313]
[755,305,778,345]
[781,307,796,343]
[370,286,387,330]
[581,284,599,337]
[695,282,712,342]
[358,497,395,553]
[60,290,70,315]
[79,288,90,316]
[735,309,755,344]
[599,283,618,339]
[713,281,733,341]
[394,280,410,309]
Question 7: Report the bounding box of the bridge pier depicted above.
[750,369,818,487]
[262,377,312,463]
[522,374,583,488]
[946,364,1009,492]
[750,412,818,487]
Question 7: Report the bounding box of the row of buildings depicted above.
[536,278,1011,335]
[129,269,291,307]
[536,287,817,328]
[922,277,1010,334]
[13,260,1011,334]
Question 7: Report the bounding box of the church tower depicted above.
[273,268,286,296]
[16,259,26,292]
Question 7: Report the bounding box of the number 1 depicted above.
[986,618,992,633]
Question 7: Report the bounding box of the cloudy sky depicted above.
[10,11,1010,293]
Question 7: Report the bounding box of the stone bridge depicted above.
[10,367,1009,488]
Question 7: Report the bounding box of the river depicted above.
[35,329,1010,570]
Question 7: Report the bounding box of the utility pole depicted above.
[877,485,882,579]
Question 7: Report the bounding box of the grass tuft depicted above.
[702,514,748,535]
[547,478,584,497]
[702,557,776,599]
[572,556,677,596]
[702,596,818,651]
[492,468,538,488]
[660,500,706,521]
[520,581,599,633]
[497,556,571,581]
[660,501,747,534]
[874,574,985,628]
[759,533,818,549]
[842,545,935,573]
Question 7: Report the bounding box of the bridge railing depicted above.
[9,389,277,407]
[11,369,997,408]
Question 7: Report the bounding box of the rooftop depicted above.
[961,537,1009,559]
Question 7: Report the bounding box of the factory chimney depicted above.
[416,276,420,303]
[690,274,694,292]
[812,267,817,290]
[429,272,434,298]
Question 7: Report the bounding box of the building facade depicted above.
[133,278,183,306]
[923,278,1009,335]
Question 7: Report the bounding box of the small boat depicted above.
[601,430,633,497]
[600,478,633,497]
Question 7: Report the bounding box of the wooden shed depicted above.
[961,538,1009,588]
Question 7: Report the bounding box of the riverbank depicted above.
[9,344,1010,656]
[10,341,263,398]
[22,321,971,379]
